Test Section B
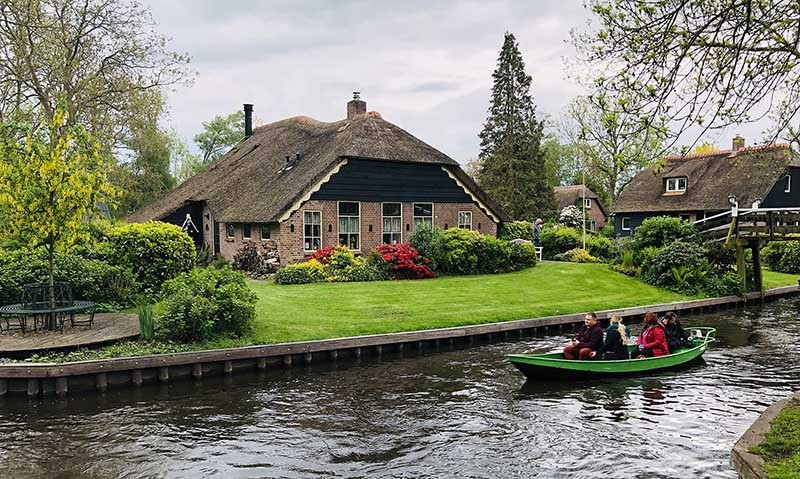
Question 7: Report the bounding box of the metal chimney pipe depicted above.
[243,103,254,137]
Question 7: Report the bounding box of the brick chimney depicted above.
[347,92,366,119]
[732,134,745,151]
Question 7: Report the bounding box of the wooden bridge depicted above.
[695,207,800,295]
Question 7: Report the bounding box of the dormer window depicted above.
[785,174,791,193]
[666,177,687,193]
[584,198,592,209]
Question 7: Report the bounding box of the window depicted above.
[382,203,402,244]
[413,203,433,229]
[666,177,687,192]
[589,220,597,232]
[786,174,792,193]
[458,211,472,229]
[304,211,322,251]
[621,217,631,231]
[226,224,235,238]
[260,224,270,240]
[338,202,360,250]
[584,198,592,209]
[242,224,251,240]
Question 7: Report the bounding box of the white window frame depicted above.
[337,201,360,251]
[584,198,592,209]
[589,220,597,232]
[621,217,631,231]
[260,224,270,241]
[226,223,235,239]
[786,174,792,193]
[242,223,252,240]
[381,202,403,244]
[457,211,473,230]
[666,177,687,192]
[413,203,434,229]
[303,210,322,252]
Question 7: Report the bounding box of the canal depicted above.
[0,299,798,478]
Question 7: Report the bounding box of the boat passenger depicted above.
[632,312,669,359]
[663,311,692,352]
[563,312,603,360]
[590,315,630,360]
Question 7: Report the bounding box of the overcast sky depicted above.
[145,1,765,163]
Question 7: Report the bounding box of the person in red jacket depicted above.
[563,312,604,360]
[633,312,669,359]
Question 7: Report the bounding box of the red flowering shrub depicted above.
[305,245,339,264]
[374,244,434,279]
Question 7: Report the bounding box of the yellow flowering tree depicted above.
[0,106,116,307]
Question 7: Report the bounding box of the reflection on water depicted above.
[0,300,798,478]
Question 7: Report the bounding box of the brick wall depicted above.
[216,221,280,261]
[586,199,606,231]
[277,200,498,264]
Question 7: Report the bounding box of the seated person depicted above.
[632,312,669,359]
[563,312,603,360]
[663,311,692,352]
[590,315,630,360]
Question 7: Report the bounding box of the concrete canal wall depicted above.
[731,391,800,479]
[0,285,797,399]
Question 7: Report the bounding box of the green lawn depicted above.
[763,269,800,290]
[245,262,696,344]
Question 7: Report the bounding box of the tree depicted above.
[194,111,245,165]
[575,1,800,145]
[561,94,666,208]
[171,135,202,184]
[477,32,556,220]
[692,142,719,155]
[0,106,116,307]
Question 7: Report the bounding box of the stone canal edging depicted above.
[0,285,797,399]
[731,391,800,479]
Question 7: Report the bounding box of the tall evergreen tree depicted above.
[477,32,556,220]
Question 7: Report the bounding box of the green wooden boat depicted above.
[508,327,716,380]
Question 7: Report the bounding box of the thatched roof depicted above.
[554,185,607,216]
[128,112,508,223]
[612,144,800,214]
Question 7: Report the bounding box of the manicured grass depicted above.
[750,405,800,479]
[245,262,694,344]
[763,269,800,289]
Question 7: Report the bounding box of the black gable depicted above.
[310,159,472,203]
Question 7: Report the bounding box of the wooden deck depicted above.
[0,313,139,354]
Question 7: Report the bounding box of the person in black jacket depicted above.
[663,311,692,352]
[563,312,604,360]
[590,315,630,360]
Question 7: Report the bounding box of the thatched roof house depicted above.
[129,94,508,263]
[553,185,607,231]
[611,136,800,235]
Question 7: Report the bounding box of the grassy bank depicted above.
[245,262,693,344]
[763,269,800,290]
[24,262,800,363]
[750,404,800,479]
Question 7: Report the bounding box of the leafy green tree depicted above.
[0,0,191,150]
[477,32,556,220]
[561,94,666,208]
[575,0,800,144]
[0,106,116,307]
[194,111,245,165]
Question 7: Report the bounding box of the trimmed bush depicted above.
[641,241,708,293]
[540,226,581,259]
[409,224,446,271]
[105,222,196,293]
[633,216,697,250]
[585,234,614,260]
[554,248,600,263]
[374,244,434,279]
[0,248,138,310]
[763,241,800,274]
[158,266,257,342]
[440,228,481,274]
[498,221,533,241]
[274,260,326,285]
[508,242,538,270]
